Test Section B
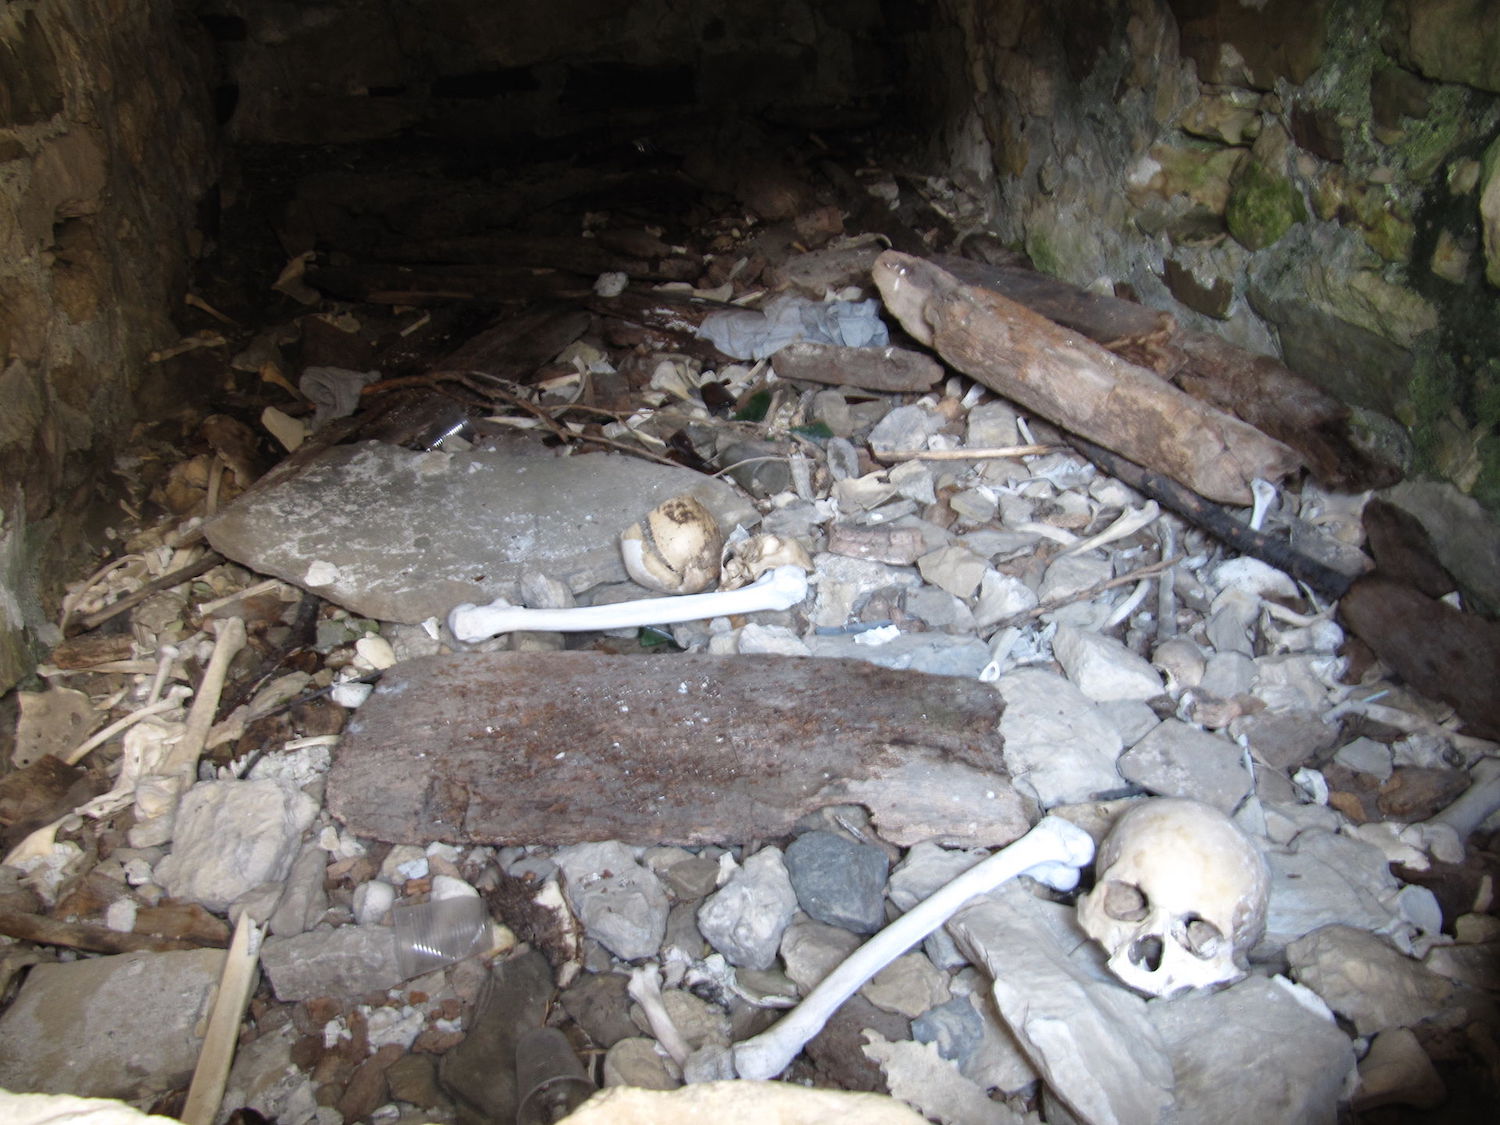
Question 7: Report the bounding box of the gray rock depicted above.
[1149,975,1355,1125]
[966,401,1020,448]
[261,924,403,1001]
[155,779,318,912]
[949,883,1175,1125]
[1381,479,1500,617]
[1039,555,1112,602]
[1288,924,1455,1036]
[903,586,976,632]
[780,918,863,994]
[861,951,951,1018]
[811,552,917,628]
[1200,651,1257,698]
[785,830,890,934]
[917,545,989,599]
[1228,711,1338,770]
[0,949,224,1100]
[1259,829,1403,956]
[555,841,669,962]
[661,855,721,901]
[997,668,1125,807]
[868,404,946,454]
[1052,626,1165,702]
[204,442,757,622]
[1333,737,1395,781]
[805,631,993,680]
[949,488,999,524]
[1353,1027,1447,1112]
[972,569,1038,628]
[561,972,639,1049]
[1252,654,1338,714]
[736,623,812,656]
[697,847,798,970]
[603,1038,681,1089]
[948,969,1042,1094]
[662,900,708,961]
[1096,701,1160,746]
[888,841,987,969]
[889,459,937,504]
[912,995,986,1063]
[1117,719,1251,812]
[267,840,329,936]
[440,949,554,1119]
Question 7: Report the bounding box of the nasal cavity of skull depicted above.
[1129,934,1164,972]
[1101,880,1148,921]
[1178,914,1224,959]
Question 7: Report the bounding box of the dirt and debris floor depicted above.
[2,124,1499,1124]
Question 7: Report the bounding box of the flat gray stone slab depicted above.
[0,948,223,1100]
[204,441,758,623]
[328,651,1028,848]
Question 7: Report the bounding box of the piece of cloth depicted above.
[698,295,889,360]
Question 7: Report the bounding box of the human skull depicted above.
[620,495,724,594]
[1076,798,1268,999]
[720,533,814,590]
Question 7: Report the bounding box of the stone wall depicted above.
[209,0,895,145]
[925,0,1500,512]
[0,0,216,690]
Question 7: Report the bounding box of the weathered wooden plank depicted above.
[770,341,944,393]
[328,653,1028,848]
[873,252,1298,506]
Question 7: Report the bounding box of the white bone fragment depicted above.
[1104,578,1152,628]
[182,913,262,1125]
[1063,500,1161,556]
[1248,477,1277,532]
[628,963,693,1068]
[449,564,808,643]
[731,816,1094,1081]
[62,686,191,767]
[1426,758,1500,842]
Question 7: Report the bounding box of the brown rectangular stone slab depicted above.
[328,652,1028,848]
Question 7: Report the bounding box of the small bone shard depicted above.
[327,652,1026,847]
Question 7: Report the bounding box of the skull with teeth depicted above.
[1076,798,1269,999]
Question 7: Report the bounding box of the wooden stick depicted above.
[985,555,1183,632]
[871,444,1058,463]
[63,552,223,636]
[1064,435,1361,600]
[0,909,216,953]
[182,914,261,1125]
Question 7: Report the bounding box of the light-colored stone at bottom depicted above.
[0,947,224,1101]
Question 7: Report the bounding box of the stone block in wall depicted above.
[1481,135,1500,288]
[1386,0,1500,95]
[0,10,66,125]
[1225,158,1307,250]
[1170,0,1332,89]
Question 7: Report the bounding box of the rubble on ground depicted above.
[2,142,1498,1125]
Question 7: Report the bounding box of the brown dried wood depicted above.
[873,252,1299,506]
[770,341,943,393]
[328,652,1027,848]
[0,909,220,954]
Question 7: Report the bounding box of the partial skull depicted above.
[621,495,724,594]
[1076,797,1268,999]
[720,533,814,590]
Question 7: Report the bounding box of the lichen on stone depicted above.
[1226,159,1309,250]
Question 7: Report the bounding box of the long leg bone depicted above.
[448,564,808,643]
[1428,758,1500,841]
[628,963,693,1068]
[730,816,1095,1081]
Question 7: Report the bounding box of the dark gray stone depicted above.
[560,972,638,1049]
[911,996,986,1064]
[784,830,890,934]
[439,949,553,1122]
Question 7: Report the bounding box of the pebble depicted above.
[1052,625,1165,701]
[916,545,988,599]
[780,918,863,994]
[1287,925,1455,1035]
[696,847,798,970]
[997,668,1125,806]
[603,1039,681,1090]
[1117,718,1252,812]
[861,951,952,1018]
[555,841,669,962]
[911,996,984,1062]
[1334,737,1395,781]
[784,830,891,934]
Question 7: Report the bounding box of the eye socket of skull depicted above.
[1179,915,1225,959]
[1101,880,1149,922]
